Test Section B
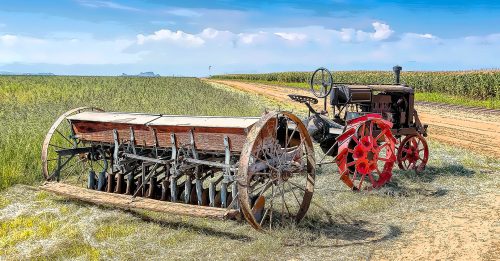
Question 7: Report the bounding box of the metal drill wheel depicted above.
[237,111,315,230]
[41,107,104,183]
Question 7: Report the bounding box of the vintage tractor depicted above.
[40,66,428,230]
[288,65,428,190]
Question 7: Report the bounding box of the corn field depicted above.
[211,70,500,100]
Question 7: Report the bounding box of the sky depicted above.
[0,0,499,76]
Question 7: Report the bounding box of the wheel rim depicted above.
[238,111,315,230]
[41,107,104,183]
[397,134,429,174]
[336,115,396,190]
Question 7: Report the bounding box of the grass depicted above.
[0,76,270,190]
[414,92,500,109]
[0,76,498,260]
[212,78,500,109]
[0,140,498,260]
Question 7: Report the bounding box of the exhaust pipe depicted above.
[393,65,402,84]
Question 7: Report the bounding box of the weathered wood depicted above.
[40,182,239,220]
[67,111,161,124]
[68,111,261,152]
[149,115,260,129]
[71,121,250,152]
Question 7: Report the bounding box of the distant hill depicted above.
[0,71,55,76]
[121,72,160,77]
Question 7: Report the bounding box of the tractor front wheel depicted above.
[397,134,429,174]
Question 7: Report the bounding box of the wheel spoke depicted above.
[278,183,292,219]
[269,185,275,229]
[367,172,376,185]
[49,143,68,150]
[357,174,365,190]
[287,180,306,192]
[286,181,302,208]
[55,129,74,146]
[285,126,298,149]
[375,130,386,142]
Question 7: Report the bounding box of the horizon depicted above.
[1,67,499,77]
[0,0,499,76]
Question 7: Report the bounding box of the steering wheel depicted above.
[288,94,318,104]
[310,67,333,98]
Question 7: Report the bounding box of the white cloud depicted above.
[0,35,20,46]
[335,22,393,42]
[405,33,437,40]
[0,34,139,65]
[464,33,500,45]
[136,29,204,47]
[165,8,202,17]
[77,0,141,11]
[1,22,499,73]
[237,32,268,45]
[371,22,393,40]
[274,32,307,41]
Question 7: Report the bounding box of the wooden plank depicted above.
[40,182,239,220]
[68,111,260,129]
[148,115,260,129]
[67,111,161,125]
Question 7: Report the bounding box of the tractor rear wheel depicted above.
[336,114,397,190]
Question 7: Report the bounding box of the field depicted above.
[0,76,499,260]
[211,70,500,109]
[0,76,269,190]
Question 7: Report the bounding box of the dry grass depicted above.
[1,76,498,260]
[0,139,498,260]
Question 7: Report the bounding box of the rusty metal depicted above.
[237,111,315,230]
[397,133,429,174]
[40,65,429,231]
[290,65,429,191]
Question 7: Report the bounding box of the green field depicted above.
[0,76,270,190]
[211,70,500,109]
[0,76,498,260]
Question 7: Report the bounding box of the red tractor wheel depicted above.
[397,134,429,174]
[336,114,397,190]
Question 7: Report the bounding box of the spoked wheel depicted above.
[310,67,333,98]
[397,134,429,174]
[238,111,315,230]
[336,114,397,190]
[41,107,104,184]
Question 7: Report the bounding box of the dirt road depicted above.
[206,79,500,260]
[208,79,500,158]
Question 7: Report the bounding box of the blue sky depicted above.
[0,0,498,75]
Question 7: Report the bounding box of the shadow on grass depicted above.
[397,163,475,183]
[287,203,402,248]
[125,209,254,242]
[52,198,253,242]
[378,163,475,197]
